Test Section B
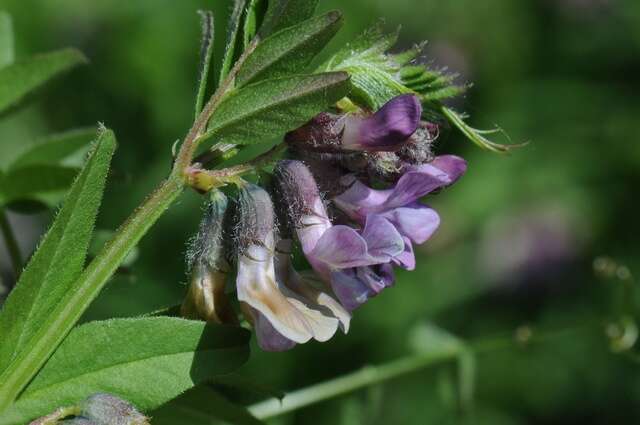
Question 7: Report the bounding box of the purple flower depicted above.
[334,155,467,270]
[275,160,405,280]
[235,183,343,352]
[285,95,422,153]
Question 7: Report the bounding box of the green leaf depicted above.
[0,129,115,377]
[440,106,524,154]
[322,23,464,110]
[259,0,319,37]
[0,48,87,116]
[194,10,215,118]
[0,164,77,209]
[204,72,349,145]
[218,0,246,85]
[236,11,343,87]
[8,127,96,170]
[0,318,250,425]
[152,385,263,425]
[0,12,14,69]
[242,0,266,49]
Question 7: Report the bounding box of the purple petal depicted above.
[253,309,297,352]
[330,269,375,311]
[381,203,441,245]
[393,237,416,270]
[383,166,455,209]
[342,95,422,151]
[334,155,465,219]
[309,226,371,269]
[361,215,405,260]
[429,155,468,184]
[333,179,391,220]
[330,265,396,311]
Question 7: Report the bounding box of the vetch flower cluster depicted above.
[182,94,466,351]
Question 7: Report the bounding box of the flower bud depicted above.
[235,183,341,351]
[80,393,148,425]
[341,94,422,151]
[181,191,236,324]
[286,95,422,153]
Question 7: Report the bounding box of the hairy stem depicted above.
[0,208,22,278]
[174,38,259,174]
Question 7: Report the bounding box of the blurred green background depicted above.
[1,0,639,423]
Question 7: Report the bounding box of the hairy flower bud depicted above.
[181,191,236,324]
[235,183,342,351]
[80,393,148,425]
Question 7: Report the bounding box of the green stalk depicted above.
[249,326,587,419]
[0,176,184,410]
[250,348,460,419]
[0,207,22,278]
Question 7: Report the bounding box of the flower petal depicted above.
[251,309,298,352]
[342,94,422,151]
[309,225,369,268]
[334,155,467,220]
[429,155,468,183]
[283,262,351,333]
[361,214,405,259]
[381,203,441,245]
[393,237,416,271]
[333,178,391,219]
[236,253,314,344]
[330,264,395,311]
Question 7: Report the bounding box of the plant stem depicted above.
[0,207,22,278]
[0,176,184,410]
[250,348,460,419]
[249,326,587,419]
[187,143,286,192]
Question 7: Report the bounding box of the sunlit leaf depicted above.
[205,72,349,145]
[0,48,87,116]
[0,318,250,425]
[236,11,343,86]
[0,129,115,376]
[152,385,263,425]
